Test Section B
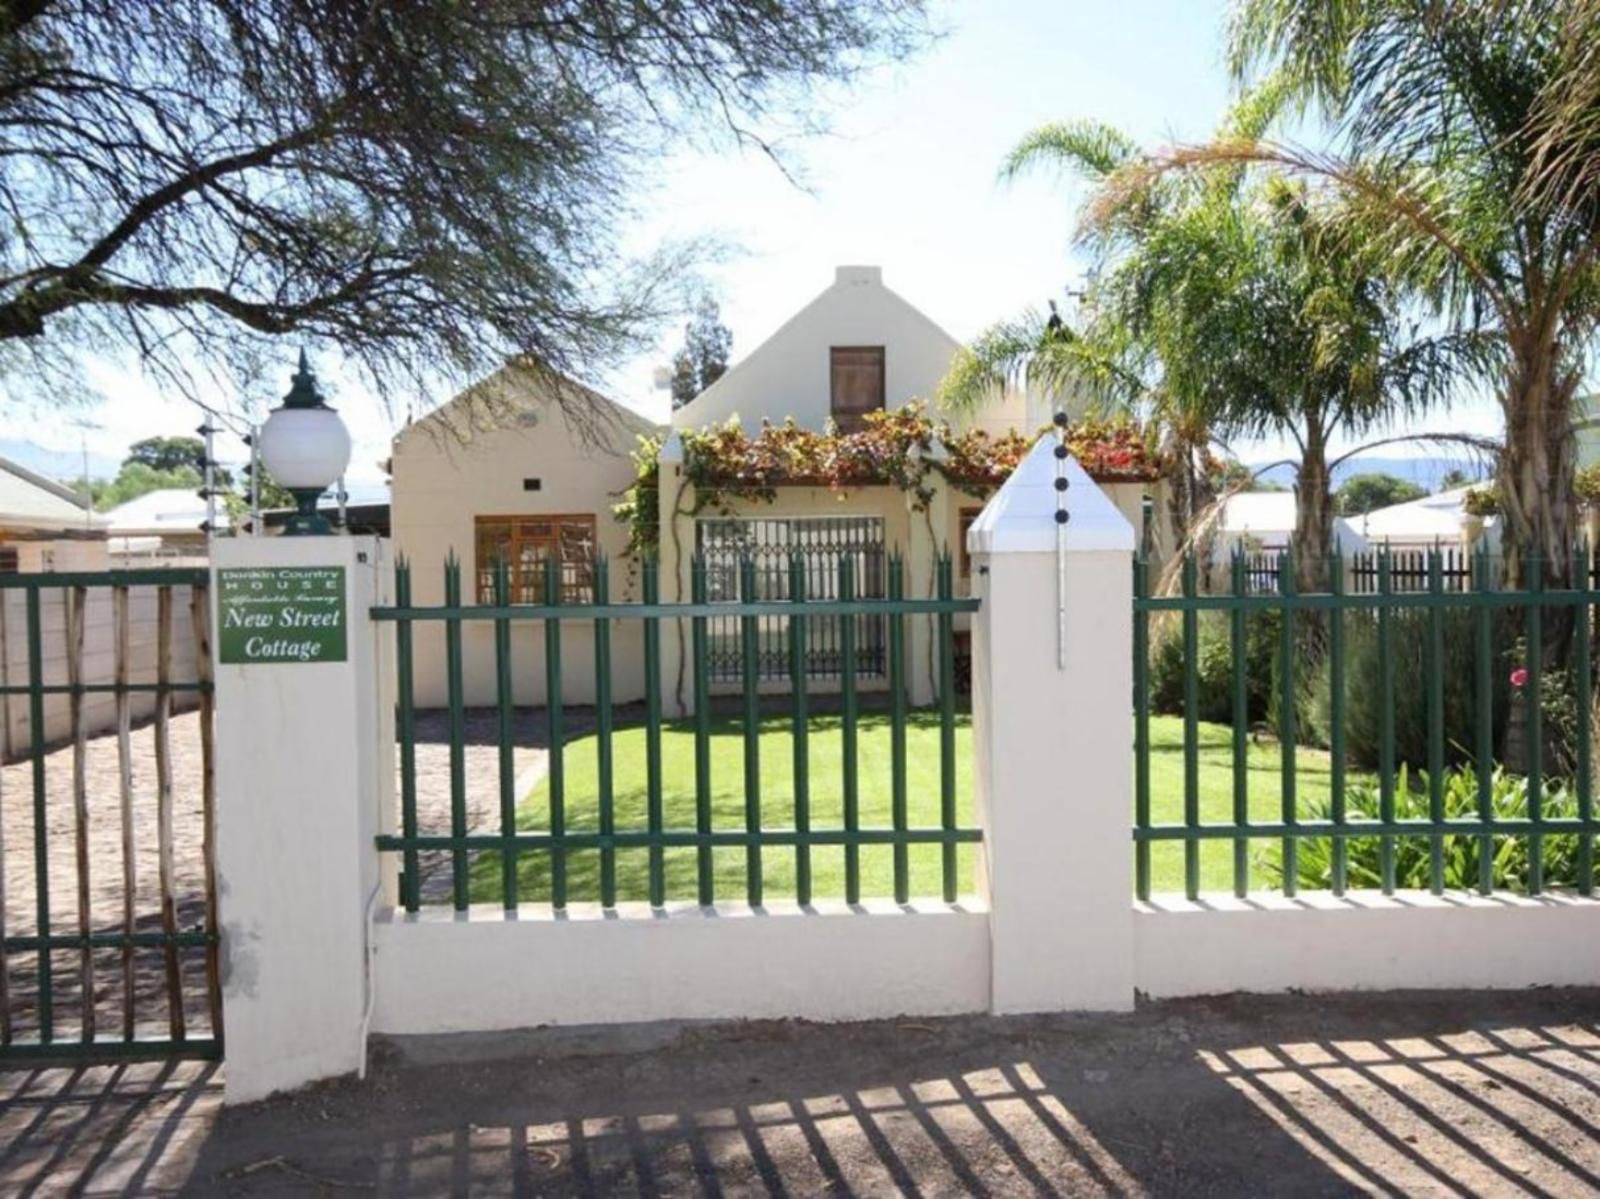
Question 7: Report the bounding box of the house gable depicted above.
[671,266,965,433]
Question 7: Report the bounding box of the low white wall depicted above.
[372,900,990,1034]
[1135,891,1600,997]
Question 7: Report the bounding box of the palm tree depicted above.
[943,116,1467,590]
[1174,0,1600,590]
[936,121,1226,552]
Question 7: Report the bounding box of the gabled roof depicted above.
[670,265,963,431]
[397,360,662,455]
[105,488,209,535]
[1359,485,1485,542]
[0,456,105,532]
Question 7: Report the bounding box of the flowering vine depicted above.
[614,401,1165,554]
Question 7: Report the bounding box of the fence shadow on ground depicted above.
[108,990,1600,1195]
[0,1060,221,1194]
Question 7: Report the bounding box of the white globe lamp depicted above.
[257,350,352,535]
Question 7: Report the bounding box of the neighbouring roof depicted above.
[1219,491,1298,536]
[0,456,105,532]
[1358,485,1490,543]
[1218,490,1368,552]
[105,488,210,536]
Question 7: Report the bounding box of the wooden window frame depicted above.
[829,345,885,432]
[473,513,597,605]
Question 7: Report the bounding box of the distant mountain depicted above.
[0,438,121,483]
[1248,455,1491,492]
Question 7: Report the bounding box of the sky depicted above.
[4,0,1512,485]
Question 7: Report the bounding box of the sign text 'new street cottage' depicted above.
[218,566,348,664]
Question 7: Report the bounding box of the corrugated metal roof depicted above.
[105,488,209,534]
[0,457,105,531]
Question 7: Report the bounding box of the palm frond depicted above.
[999,120,1139,185]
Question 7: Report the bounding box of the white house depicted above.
[1214,491,1368,559]
[671,265,1032,438]
[0,456,108,571]
[1357,485,1500,551]
[391,265,1157,712]
[105,487,211,561]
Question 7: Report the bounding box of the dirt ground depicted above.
[0,708,547,1039]
[3,989,1600,1195]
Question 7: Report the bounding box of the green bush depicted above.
[1300,608,1513,770]
[1147,610,1279,726]
[1262,762,1583,894]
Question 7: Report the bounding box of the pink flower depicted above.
[1510,667,1529,689]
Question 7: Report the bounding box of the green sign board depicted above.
[218,566,347,664]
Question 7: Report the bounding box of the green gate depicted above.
[0,568,221,1063]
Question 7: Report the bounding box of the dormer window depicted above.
[830,346,884,432]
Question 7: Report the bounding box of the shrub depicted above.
[1575,463,1600,507]
[1462,485,1502,517]
[1300,607,1513,770]
[1147,609,1278,726]
[1262,762,1582,894]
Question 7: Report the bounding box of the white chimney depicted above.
[835,265,883,286]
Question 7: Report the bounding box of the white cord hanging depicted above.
[1053,411,1070,670]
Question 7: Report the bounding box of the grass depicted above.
[1142,716,1339,893]
[465,711,1331,905]
[468,710,977,906]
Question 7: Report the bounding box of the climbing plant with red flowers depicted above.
[615,402,1164,554]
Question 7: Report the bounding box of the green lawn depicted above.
[1143,716,1338,893]
[467,712,1326,904]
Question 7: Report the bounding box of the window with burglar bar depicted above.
[474,514,597,604]
[697,515,887,683]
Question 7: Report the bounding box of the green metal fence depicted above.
[373,552,980,912]
[1134,544,1597,901]
[0,568,221,1064]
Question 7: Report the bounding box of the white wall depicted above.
[214,535,393,1105]
[672,266,1025,438]
[374,901,989,1034]
[1136,892,1600,996]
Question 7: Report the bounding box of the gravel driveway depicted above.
[0,707,558,1041]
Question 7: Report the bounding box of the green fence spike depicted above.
[444,555,468,910]
[938,552,958,903]
[691,556,713,905]
[739,556,763,906]
[396,559,420,911]
[1133,554,1152,901]
[1182,550,1200,900]
[889,555,909,905]
[1329,544,1348,895]
[544,554,567,908]
[494,556,517,909]
[594,556,616,908]
[839,553,860,905]
[790,554,813,905]
[643,557,665,906]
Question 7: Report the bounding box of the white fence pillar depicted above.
[969,438,1136,1013]
[213,534,392,1104]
